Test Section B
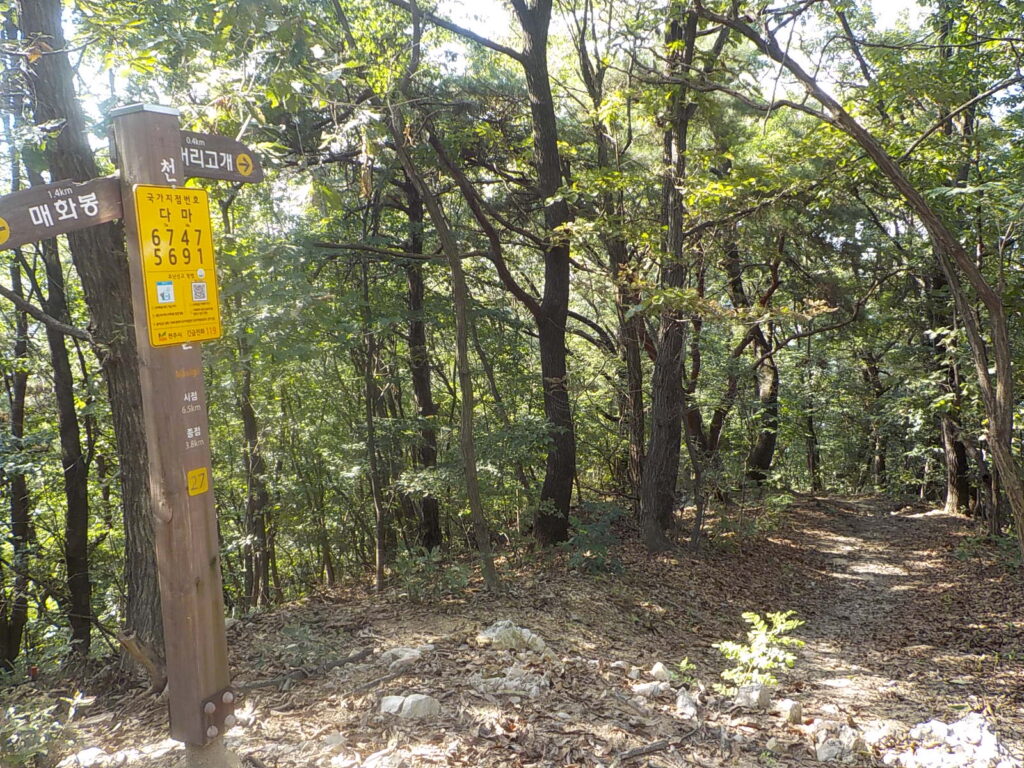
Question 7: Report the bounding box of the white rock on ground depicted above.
[379,693,442,719]
[675,689,698,719]
[889,713,1022,768]
[734,684,771,710]
[379,695,406,715]
[58,748,108,768]
[650,662,672,681]
[475,620,546,652]
[630,681,672,698]
[775,698,802,724]
[400,693,441,719]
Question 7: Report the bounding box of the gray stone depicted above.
[734,684,771,710]
[816,738,847,763]
[776,698,802,725]
[814,726,864,763]
[398,693,441,719]
[379,695,405,715]
[630,681,672,698]
[650,662,672,681]
[627,666,642,680]
[675,689,698,720]
[475,620,546,652]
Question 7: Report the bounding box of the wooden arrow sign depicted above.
[0,176,122,251]
[181,131,264,183]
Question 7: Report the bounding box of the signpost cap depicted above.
[109,103,181,118]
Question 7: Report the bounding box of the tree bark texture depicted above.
[239,349,271,609]
[19,0,163,653]
[402,180,442,550]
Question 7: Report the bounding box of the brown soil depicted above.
[14,495,1024,767]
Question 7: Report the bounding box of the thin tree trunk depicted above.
[389,108,499,591]
[804,337,823,493]
[359,261,388,593]
[1,261,32,670]
[39,236,92,655]
[402,180,442,550]
[239,352,271,607]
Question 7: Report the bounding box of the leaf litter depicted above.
[26,495,1024,767]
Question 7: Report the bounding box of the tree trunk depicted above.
[239,349,271,608]
[39,234,92,656]
[20,0,163,654]
[1,262,31,670]
[402,180,442,550]
[638,7,699,552]
[806,413,823,493]
[359,262,388,593]
[515,0,576,544]
[745,350,780,484]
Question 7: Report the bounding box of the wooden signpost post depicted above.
[0,104,264,762]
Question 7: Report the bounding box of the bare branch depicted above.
[0,281,92,341]
[383,0,525,63]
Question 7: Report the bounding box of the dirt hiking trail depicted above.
[14,494,1024,768]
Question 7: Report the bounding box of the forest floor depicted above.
[9,494,1024,767]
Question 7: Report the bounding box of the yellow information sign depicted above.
[135,185,221,347]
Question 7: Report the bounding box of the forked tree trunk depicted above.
[639,7,699,552]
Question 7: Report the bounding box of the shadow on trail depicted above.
[767,495,1022,743]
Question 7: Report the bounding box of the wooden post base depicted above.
[184,738,240,768]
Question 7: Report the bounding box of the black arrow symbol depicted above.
[238,155,251,174]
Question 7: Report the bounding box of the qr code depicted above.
[191,281,208,302]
